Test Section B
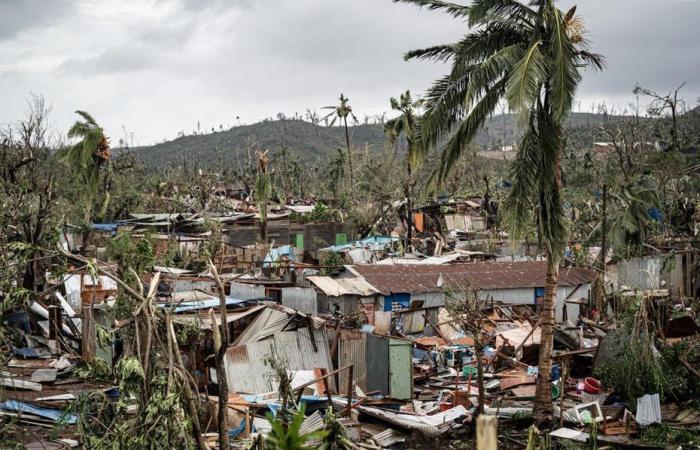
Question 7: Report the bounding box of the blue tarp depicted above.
[0,400,78,424]
[160,297,250,313]
[384,293,410,311]
[265,396,327,417]
[90,223,121,236]
[12,347,39,358]
[321,236,399,253]
[263,245,296,267]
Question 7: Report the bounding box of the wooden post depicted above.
[343,365,354,416]
[559,358,568,428]
[476,415,498,450]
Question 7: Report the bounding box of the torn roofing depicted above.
[349,261,596,295]
[307,276,378,297]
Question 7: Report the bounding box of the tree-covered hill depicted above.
[130,110,695,168]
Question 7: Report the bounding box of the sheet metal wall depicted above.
[225,340,276,394]
[318,294,361,315]
[281,287,318,314]
[336,329,367,392]
[224,326,335,394]
[365,334,390,396]
[230,282,266,300]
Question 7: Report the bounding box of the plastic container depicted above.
[551,384,560,400]
[583,377,602,394]
[551,363,561,381]
[463,366,478,377]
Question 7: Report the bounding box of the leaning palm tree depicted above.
[385,91,425,252]
[59,110,111,222]
[396,0,604,418]
[322,94,357,188]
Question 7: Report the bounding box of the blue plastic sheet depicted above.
[0,400,78,424]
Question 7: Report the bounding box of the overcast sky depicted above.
[1,0,699,145]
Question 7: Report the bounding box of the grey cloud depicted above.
[0,0,73,40]
[1,0,699,144]
[57,44,165,75]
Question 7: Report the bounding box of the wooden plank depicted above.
[476,415,497,450]
[0,377,42,391]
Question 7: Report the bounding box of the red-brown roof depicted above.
[349,261,596,295]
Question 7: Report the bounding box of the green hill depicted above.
[131,110,695,168]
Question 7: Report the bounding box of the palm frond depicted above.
[505,39,548,122]
[535,103,567,255]
[434,77,507,186]
[463,43,524,109]
[453,24,529,65]
[502,120,540,241]
[404,44,456,62]
[420,70,475,149]
[548,5,581,121]
[577,50,606,71]
[467,0,536,28]
[391,0,470,18]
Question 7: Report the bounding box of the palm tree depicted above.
[59,110,111,222]
[322,94,358,187]
[396,0,604,418]
[385,91,425,252]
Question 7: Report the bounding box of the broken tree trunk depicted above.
[58,247,209,450]
[209,261,230,450]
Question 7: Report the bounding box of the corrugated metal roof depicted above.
[307,276,379,297]
[233,308,291,345]
[350,261,596,295]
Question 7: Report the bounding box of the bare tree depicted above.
[634,82,687,153]
[444,284,490,413]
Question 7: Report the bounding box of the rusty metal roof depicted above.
[349,261,596,295]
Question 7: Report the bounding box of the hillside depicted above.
[130,111,675,168]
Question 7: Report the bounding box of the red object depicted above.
[584,377,601,394]
[439,402,452,411]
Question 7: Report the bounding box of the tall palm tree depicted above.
[59,110,111,221]
[322,94,357,188]
[395,0,604,418]
[385,91,425,251]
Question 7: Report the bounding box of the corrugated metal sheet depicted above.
[281,287,318,314]
[307,276,378,297]
[636,393,661,425]
[225,326,335,394]
[230,282,266,300]
[398,310,425,334]
[224,340,276,394]
[299,411,324,434]
[337,329,367,391]
[351,261,596,295]
[233,308,291,345]
[365,334,389,396]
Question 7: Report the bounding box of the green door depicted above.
[389,339,412,400]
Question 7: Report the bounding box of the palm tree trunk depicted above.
[343,116,353,189]
[405,162,413,253]
[534,250,559,418]
[260,203,267,242]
